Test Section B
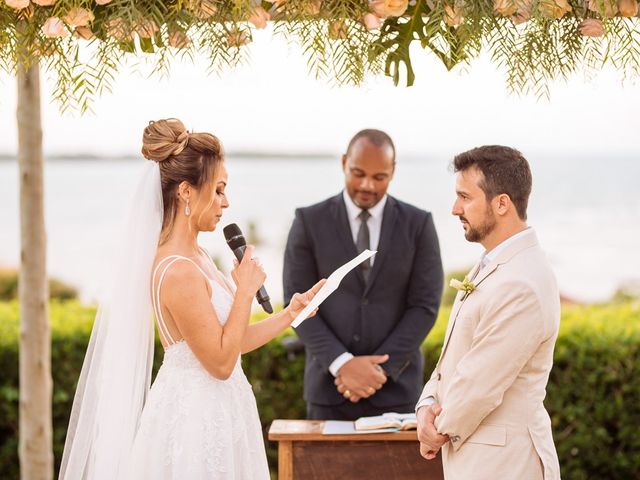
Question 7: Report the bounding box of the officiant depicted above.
[283,129,444,420]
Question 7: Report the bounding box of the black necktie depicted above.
[356,209,371,282]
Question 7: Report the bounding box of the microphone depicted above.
[223,223,273,314]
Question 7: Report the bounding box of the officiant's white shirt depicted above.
[328,191,388,377]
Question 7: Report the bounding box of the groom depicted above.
[416,146,561,479]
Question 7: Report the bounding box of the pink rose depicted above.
[187,0,217,19]
[363,12,383,30]
[227,29,251,47]
[95,0,112,4]
[512,0,533,24]
[106,18,134,41]
[618,0,638,16]
[444,4,464,27]
[538,0,572,19]
[369,0,408,18]
[494,0,517,16]
[42,17,68,38]
[168,30,191,49]
[33,0,57,6]
[63,8,95,28]
[248,7,270,29]
[304,0,322,15]
[579,18,605,36]
[4,0,30,9]
[135,18,159,38]
[74,26,95,40]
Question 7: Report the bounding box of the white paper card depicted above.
[291,249,377,328]
[322,420,398,435]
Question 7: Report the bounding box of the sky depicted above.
[1,26,639,158]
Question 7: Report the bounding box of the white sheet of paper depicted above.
[291,249,377,328]
[322,420,398,435]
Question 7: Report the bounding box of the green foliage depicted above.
[610,281,640,304]
[1,1,640,109]
[548,304,640,479]
[0,300,639,478]
[0,268,78,301]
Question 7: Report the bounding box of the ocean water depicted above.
[0,153,638,304]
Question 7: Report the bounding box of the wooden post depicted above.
[278,440,293,480]
[17,39,53,480]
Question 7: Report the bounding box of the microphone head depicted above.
[262,300,274,314]
[223,223,246,250]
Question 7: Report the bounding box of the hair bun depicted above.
[141,118,189,162]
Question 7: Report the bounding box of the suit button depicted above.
[451,435,460,443]
[353,334,360,342]
[437,373,441,381]
[362,298,369,305]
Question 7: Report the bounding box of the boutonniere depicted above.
[450,276,475,301]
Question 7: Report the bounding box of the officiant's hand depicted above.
[284,279,326,323]
[334,355,388,402]
[417,403,449,460]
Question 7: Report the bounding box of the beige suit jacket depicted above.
[418,230,561,480]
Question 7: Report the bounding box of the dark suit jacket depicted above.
[283,193,443,407]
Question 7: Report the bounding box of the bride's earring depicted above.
[185,198,191,216]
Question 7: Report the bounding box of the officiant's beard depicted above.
[463,205,497,243]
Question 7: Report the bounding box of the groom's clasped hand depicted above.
[417,403,449,460]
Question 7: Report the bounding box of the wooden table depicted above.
[268,420,444,480]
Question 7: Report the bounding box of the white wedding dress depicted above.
[126,255,270,479]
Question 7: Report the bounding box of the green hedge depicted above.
[0,301,638,479]
[0,269,78,301]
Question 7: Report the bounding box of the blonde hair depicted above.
[141,118,224,243]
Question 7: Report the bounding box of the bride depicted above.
[60,118,323,479]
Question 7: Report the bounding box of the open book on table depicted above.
[322,412,417,435]
[354,412,417,432]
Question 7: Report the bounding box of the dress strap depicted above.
[151,255,210,346]
[198,247,236,296]
[199,246,216,265]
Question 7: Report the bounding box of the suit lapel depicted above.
[438,261,481,360]
[471,262,498,289]
[363,197,397,296]
[330,194,363,284]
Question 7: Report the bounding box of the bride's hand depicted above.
[231,245,266,297]
[285,279,326,324]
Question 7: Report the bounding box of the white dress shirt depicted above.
[415,227,534,410]
[480,227,533,267]
[328,191,388,377]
